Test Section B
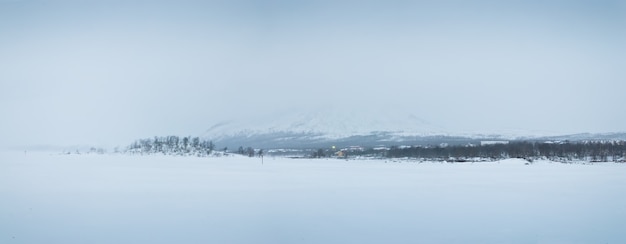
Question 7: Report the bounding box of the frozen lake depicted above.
[1,152,625,243]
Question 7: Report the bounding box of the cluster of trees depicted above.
[127,136,215,156]
[126,136,267,158]
[312,148,326,158]
[236,146,263,157]
[385,141,626,162]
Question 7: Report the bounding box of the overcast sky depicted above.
[1,0,625,148]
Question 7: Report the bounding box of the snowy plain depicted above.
[1,152,625,244]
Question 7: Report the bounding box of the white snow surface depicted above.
[2,152,626,243]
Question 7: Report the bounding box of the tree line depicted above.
[126,136,265,158]
[235,146,263,157]
[384,141,626,162]
[124,136,625,162]
[127,136,216,156]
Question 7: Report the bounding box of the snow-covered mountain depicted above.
[205,107,444,139]
[202,107,626,149]
[201,107,447,148]
[203,107,476,149]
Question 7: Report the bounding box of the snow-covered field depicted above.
[1,152,625,244]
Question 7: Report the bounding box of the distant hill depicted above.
[202,109,626,149]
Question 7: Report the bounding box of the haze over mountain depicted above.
[1,1,624,149]
[201,106,626,149]
[204,106,445,139]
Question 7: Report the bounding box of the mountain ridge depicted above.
[202,109,626,149]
